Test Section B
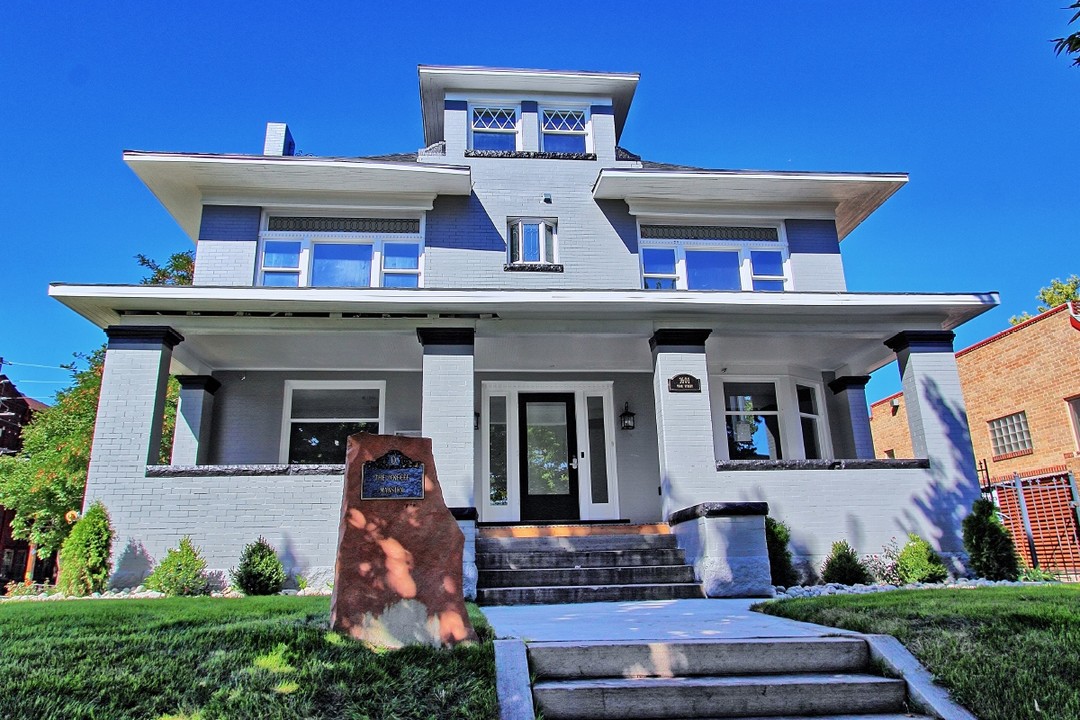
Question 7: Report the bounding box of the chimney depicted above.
[263,122,296,156]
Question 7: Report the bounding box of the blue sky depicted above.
[2,2,1076,403]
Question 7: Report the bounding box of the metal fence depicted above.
[982,466,1080,580]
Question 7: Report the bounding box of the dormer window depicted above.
[471,107,518,151]
[541,109,588,153]
[508,218,557,265]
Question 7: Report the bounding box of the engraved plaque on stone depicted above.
[361,450,425,500]
[668,374,702,393]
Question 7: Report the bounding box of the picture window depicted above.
[281,382,383,464]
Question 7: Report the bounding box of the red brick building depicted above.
[870,302,1080,574]
[0,375,51,585]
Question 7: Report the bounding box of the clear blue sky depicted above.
[2,2,1076,403]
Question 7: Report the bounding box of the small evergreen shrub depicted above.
[863,537,901,585]
[145,536,211,596]
[764,517,799,586]
[231,537,286,595]
[821,540,873,585]
[56,501,114,596]
[1019,565,1058,582]
[962,498,1020,581]
[896,533,949,584]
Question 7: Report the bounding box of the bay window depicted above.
[508,218,558,265]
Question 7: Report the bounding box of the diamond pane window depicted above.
[542,109,587,153]
[472,107,517,151]
[989,412,1033,457]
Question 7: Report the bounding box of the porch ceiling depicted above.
[50,285,999,377]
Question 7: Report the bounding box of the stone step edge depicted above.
[526,636,868,652]
[533,672,905,691]
[479,582,704,591]
[479,523,671,538]
[479,564,694,573]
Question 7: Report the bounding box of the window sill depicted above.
[465,150,596,161]
[715,458,931,471]
[504,263,564,273]
[146,464,345,477]
[992,448,1034,462]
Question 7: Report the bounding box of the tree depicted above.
[135,250,194,286]
[1009,275,1080,325]
[0,251,191,581]
[1054,2,1080,67]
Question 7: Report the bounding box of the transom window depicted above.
[541,109,587,153]
[508,218,557,265]
[281,381,384,464]
[988,411,1033,458]
[259,218,422,288]
[471,107,518,151]
[639,225,787,292]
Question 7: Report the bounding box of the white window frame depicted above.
[507,217,558,265]
[279,380,386,464]
[710,374,831,462]
[638,224,790,292]
[1068,396,1080,453]
[794,382,826,460]
[539,106,591,154]
[468,104,521,151]
[480,381,620,523]
[257,227,425,288]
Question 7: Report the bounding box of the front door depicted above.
[519,393,580,522]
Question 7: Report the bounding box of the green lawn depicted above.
[0,596,497,720]
[756,585,1080,720]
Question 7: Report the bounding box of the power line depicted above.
[0,360,70,371]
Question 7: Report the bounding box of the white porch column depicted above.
[885,331,980,518]
[651,329,716,520]
[418,328,475,509]
[827,375,875,459]
[86,327,183,501]
[170,376,220,466]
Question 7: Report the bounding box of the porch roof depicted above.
[123,151,474,241]
[592,168,908,239]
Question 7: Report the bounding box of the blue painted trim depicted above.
[590,105,614,115]
[198,206,261,242]
[520,100,538,113]
[785,219,840,255]
[444,99,467,111]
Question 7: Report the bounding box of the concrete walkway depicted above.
[483,598,856,642]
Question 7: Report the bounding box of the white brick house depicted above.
[52,65,996,590]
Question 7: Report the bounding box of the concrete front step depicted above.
[477,533,679,554]
[477,582,705,605]
[528,637,870,679]
[655,715,933,720]
[477,547,688,570]
[532,673,907,720]
[479,564,697,588]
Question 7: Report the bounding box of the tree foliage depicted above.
[0,350,104,559]
[135,250,194,286]
[1008,275,1079,325]
[0,251,191,563]
[962,498,1020,581]
[1054,2,1080,67]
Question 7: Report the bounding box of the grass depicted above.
[0,596,497,720]
[756,585,1080,720]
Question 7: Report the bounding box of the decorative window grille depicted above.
[541,110,587,153]
[267,217,419,233]
[989,411,1033,457]
[640,225,779,241]
[472,107,518,151]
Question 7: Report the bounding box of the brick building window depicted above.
[1069,397,1080,451]
[988,411,1033,459]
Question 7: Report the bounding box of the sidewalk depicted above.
[483,598,856,642]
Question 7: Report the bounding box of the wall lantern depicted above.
[619,402,636,431]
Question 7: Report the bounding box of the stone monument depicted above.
[330,433,478,648]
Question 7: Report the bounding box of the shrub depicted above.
[4,580,44,597]
[821,540,873,585]
[145,536,210,596]
[1020,565,1059,582]
[764,517,799,586]
[896,533,949,584]
[56,501,114,597]
[231,537,286,595]
[863,537,901,585]
[962,498,1020,581]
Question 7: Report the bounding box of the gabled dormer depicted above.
[418,65,639,163]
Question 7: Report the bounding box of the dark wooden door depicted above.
[518,393,580,522]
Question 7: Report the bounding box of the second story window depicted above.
[541,109,587,153]
[508,218,557,265]
[471,107,518,151]
[259,217,422,288]
[639,225,788,292]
